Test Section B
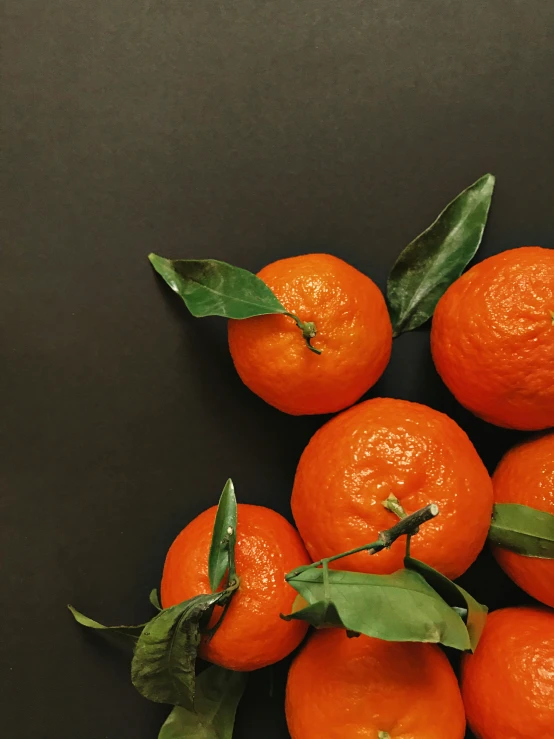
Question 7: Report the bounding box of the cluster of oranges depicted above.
[161,248,554,738]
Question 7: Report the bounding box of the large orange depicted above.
[291,397,492,579]
[286,628,466,739]
[491,432,554,607]
[160,504,310,671]
[461,606,554,739]
[228,254,392,415]
[431,246,554,430]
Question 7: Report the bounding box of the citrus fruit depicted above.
[490,432,554,607]
[228,253,392,415]
[291,397,492,579]
[431,246,554,430]
[286,627,466,739]
[461,606,554,739]
[160,503,310,671]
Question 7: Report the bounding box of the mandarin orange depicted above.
[431,246,554,430]
[228,253,392,415]
[286,628,466,739]
[491,432,554,607]
[160,503,310,671]
[461,606,554,739]
[291,397,493,579]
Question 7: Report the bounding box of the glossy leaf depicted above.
[149,255,286,319]
[488,503,554,558]
[387,173,495,335]
[405,557,487,651]
[158,666,248,739]
[284,567,470,650]
[208,479,238,592]
[68,605,145,641]
[131,592,229,708]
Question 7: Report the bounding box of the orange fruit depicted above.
[491,432,554,607]
[160,503,310,671]
[291,397,493,579]
[461,606,554,739]
[228,253,392,415]
[431,246,554,430]
[286,628,466,739]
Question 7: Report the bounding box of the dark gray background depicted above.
[2,1,553,737]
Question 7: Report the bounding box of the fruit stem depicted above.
[286,503,439,580]
[284,312,322,354]
[378,733,391,739]
[382,493,407,520]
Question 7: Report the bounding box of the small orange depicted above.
[292,397,493,579]
[228,254,392,415]
[286,628,466,739]
[160,504,310,671]
[431,246,554,430]
[491,432,554,607]
[461,606,554,739]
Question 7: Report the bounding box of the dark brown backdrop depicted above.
[2,1,553,737]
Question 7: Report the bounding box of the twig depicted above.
[286,503,439,581]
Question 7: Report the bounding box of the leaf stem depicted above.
[286,503,439,581]
[203,578,240,641]
[284,312,322,354]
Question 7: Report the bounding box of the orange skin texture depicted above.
[160,504,310,671]
[292,397,493,579]
[461,606,554,739]
[431,246,554,430]
[286,628,466,739]
[491,432,554,607]
[228,254,392,415]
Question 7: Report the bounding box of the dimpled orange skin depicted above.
[431,246,554,430]
[292,397,493,579]
[461,607,554,739]
[286,628,466,739]
[491,432,554,607]
[228,254,392,415]
[160,504,310,672]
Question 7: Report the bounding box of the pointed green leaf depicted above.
[208,480,238,592]
[131,591,229,708]
[404,557,487,651]
[150,589,162,611]
[387,173,495,335]
[68,605,146,641]
[158,666,248,739]
[149,255,286,319]
[488,503,554,558]
[284,567,470,650]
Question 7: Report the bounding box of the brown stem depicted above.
[286,503,439,580]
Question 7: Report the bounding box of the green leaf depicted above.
[68,605,146,641]
[208,479,238,592]
[131,592,229,708]
[386,173,495,335]
[149,255,286,319]
[150,589,162,611]
[158,666,248,739]
[284,567,470,650]
[404,557,487,651]
[488,503,554,559]
[282,599,343,629]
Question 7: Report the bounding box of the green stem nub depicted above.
[378,733,391,739]
[285,313,322,354]
[382,493,407,521]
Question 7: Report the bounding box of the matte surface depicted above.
[2,2,553,737]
